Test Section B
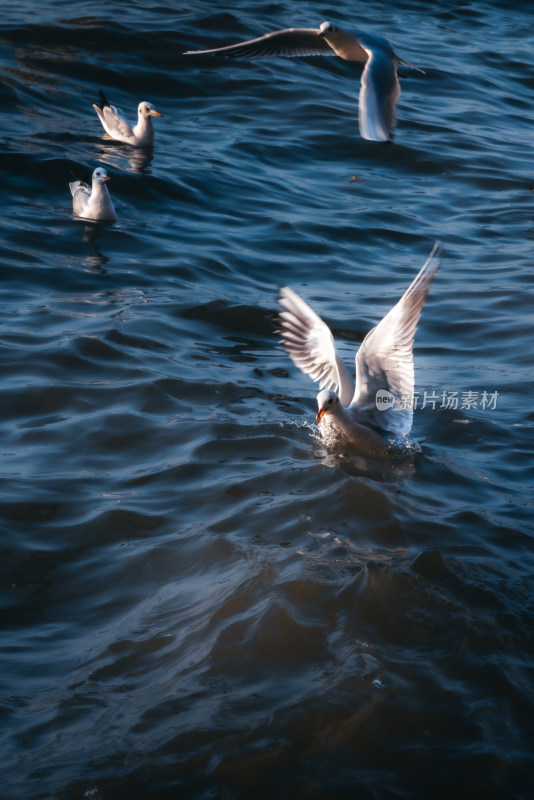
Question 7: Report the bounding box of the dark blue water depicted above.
[1,1,533,798]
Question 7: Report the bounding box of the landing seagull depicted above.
[277,244,440,454]
[93,90,163,147]
[69,167,117,222]
[184,21,424,142]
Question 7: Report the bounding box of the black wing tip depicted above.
[98,89,110,109]
[68,165,91,186]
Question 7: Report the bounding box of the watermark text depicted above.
[375,389,499,412]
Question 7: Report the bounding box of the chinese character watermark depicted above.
[375,389,499,412]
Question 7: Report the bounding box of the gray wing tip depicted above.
[278,285,301,310]
[424,241,442,280]
[182,47,236,56]
[398,57,425,75]
[279,285,295,300]
[429,240,441,260]
[412,241,442,288]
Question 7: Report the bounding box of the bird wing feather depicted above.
[358,48,400,142]
[278,286,355,407]
[351,243,440,434]
[101,104,134,140]
[184,27,335,59]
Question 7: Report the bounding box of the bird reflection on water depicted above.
[97,139,155,174]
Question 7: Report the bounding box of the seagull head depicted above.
[92,167,110,183]
[139,101,163,118]
[318,21,338,37]
[316,388,341,422]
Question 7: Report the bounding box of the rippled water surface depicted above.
[1,1,533,798]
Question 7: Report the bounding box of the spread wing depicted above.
[352,243,440,434]
[278,286,354,407]
[183,27,336,59]
[357,35,400,142]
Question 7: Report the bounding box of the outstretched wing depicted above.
[356,33,400,142]
[184,27,336,59]
[352,243,441,434]
[278,286,354,407]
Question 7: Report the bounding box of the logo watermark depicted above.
[375,390,499,412]
[375,389,396,410]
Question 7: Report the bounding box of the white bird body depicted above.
[69,167,117,222]
[278,244,441,452]
[93,90,163,147]
[184,20,423,142]
[315,390,389,453]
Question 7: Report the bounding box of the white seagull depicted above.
[184,21,424,142]
[277,244,440,453]
[69,167,117,222]
[93,90,163,147]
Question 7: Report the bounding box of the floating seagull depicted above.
[69,167,117,222]
[277,244,440,453]
[93,90,163,147]
[184,21,423,142]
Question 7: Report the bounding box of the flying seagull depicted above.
[184,21,424,142]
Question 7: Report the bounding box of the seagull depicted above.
[69,167,117,222]
[184,20,424,142]
[277,244,440,453]
[93,90,163,147]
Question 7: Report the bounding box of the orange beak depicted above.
[151,110,163,117]
[316,408,326,422]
